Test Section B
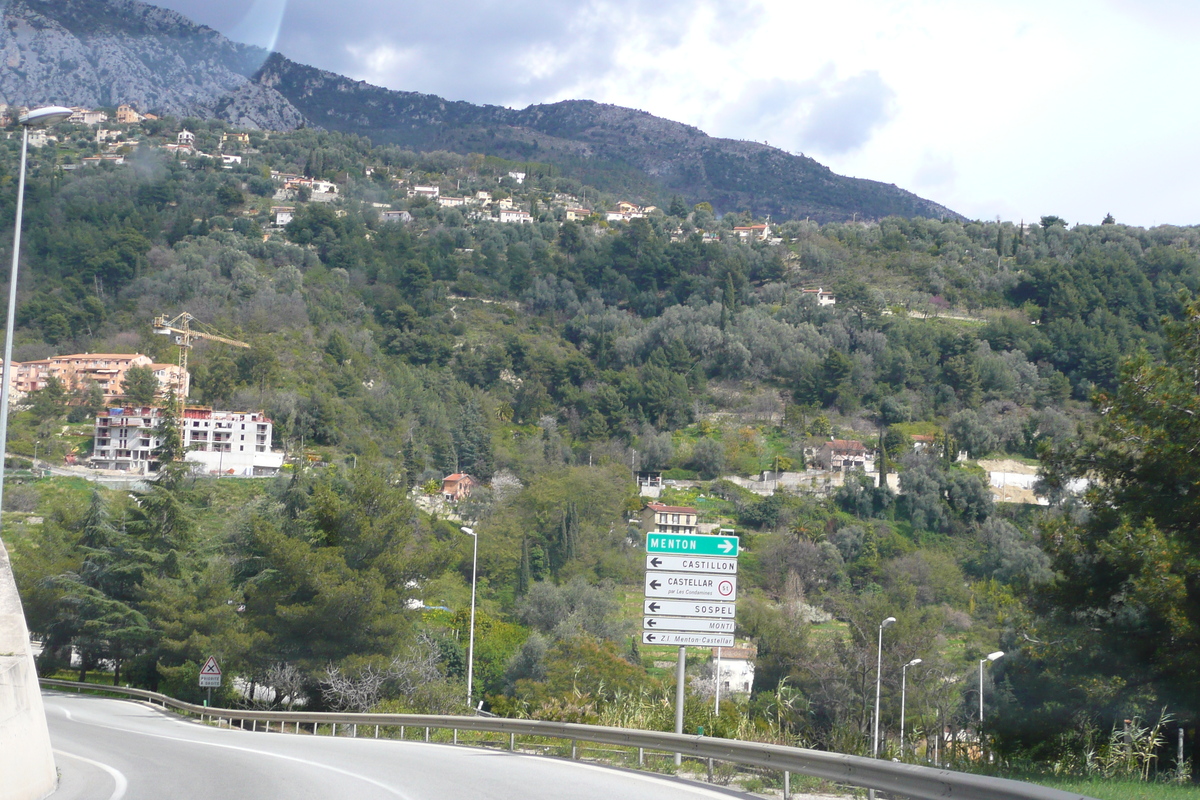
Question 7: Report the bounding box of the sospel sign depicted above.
[643,599,736,618]
[198,656,222,688]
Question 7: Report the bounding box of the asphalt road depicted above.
[43,692,751,800]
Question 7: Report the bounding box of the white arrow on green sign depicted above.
[646,533,738,557]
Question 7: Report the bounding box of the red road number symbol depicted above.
[718,580,733,597]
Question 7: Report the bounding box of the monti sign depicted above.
[644,571,737,601]
[646,533,738,557]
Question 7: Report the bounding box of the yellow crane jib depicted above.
[152,313,251,447]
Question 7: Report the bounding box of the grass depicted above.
[1027,777,1200,800]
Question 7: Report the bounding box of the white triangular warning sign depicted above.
[200,656,221,676]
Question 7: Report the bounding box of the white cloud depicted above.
[149,0,1200,226]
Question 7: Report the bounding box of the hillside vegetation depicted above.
[4,117,1200,780]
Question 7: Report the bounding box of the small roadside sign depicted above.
[642,631,734,647]
[199,656,222,688]
[646,554,737,574]
[647,533,738,557]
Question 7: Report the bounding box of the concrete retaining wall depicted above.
[0,539,56,799]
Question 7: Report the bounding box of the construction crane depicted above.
[152,312,250,425]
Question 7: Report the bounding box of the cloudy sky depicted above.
[152,0,1200,226]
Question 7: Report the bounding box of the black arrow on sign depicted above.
[650,557,662,567]
[649,580,661,590]
[646,633,657,642]
[648,602,660,612]
[647,619,657,627]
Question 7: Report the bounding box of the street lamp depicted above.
[869,616,896,800]
[979,650,1004,725]
[0,106,72,532]
[460,526,478,710]
[900,658,922,759]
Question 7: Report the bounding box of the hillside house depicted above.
[499,209,533,224]
[115,104,141,124]
[26,130,56,148]
[564,207,591,221]
[221,132,250,147]
[644,502,698,535]
[442,473,477,501]
[507,171,526,184]
[272,206,295,226]
[475,190,493,204]
[712,645,757,695]
[801,287,837,306]
[409,185,440,199]
[221,154,242,167]
[437,196,466,207]
[911,434,937,453]
[733,223,770,242]
[817,439,870,472]
[607,202,646,223]
[177,129,195,146]
[637,472,663,498]
[381,210,413,224]
[69,108,108,125]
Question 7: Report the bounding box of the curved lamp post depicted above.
[868,616,896,800]
[900,657,922,758]
[0,106,72,534]
[460,526,478,709]
[979,650,1004,724]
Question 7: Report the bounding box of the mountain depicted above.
[0,0,960,222]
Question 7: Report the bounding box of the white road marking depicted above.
[85,725,414,799]
[54,750,127,800]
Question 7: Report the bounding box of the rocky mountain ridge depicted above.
[0,0,961,222]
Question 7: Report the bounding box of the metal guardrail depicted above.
[41,678,1095,800]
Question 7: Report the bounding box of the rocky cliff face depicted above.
[0,0,305,130]
[0,0,960,222]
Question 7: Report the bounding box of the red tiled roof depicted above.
[712,647,756,659]
[823,439,866,452]
[647,502,697,514]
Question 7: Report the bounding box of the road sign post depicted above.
[199,656,221,705]
[643,529,740,766]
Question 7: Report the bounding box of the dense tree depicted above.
[122,365,160,406]
[1036,299,1200,729]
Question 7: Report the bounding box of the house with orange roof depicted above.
[442,473,477,502]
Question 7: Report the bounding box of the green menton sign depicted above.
[646,533,738,557]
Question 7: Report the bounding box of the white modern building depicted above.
[91,406,284,476]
